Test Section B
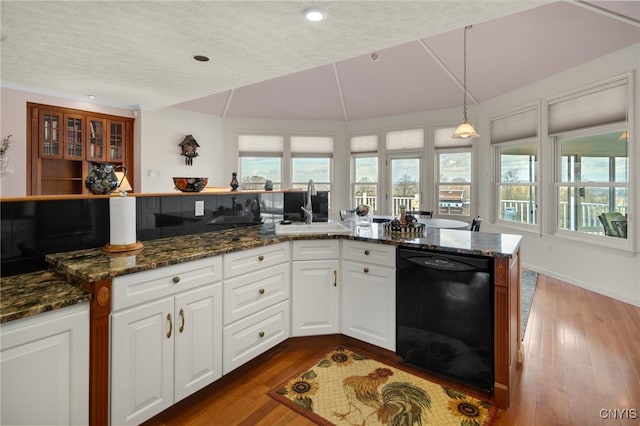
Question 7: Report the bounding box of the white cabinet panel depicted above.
[0,304,89,426]
[222,300,290,374]
[342,240,396,268]
[174,283,223,403]
[112,257,222,311]
[223,243,290,279]
[291,259,340,336]
[223,263,290,325]
[111,257,223,425]
[292,240,340,261]
[111,297,174,426]
[342,258,396,351]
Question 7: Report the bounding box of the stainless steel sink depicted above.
[275,220,352,235]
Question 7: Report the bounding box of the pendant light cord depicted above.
[462,25,472,121]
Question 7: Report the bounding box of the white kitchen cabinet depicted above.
[0,303,89,426]
[222,300,290,374]
[110,257,222,426]
[291,240,340,336]
[222,243,290,374]
[341,240,396,351]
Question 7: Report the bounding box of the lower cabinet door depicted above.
[111,297,174,426]
[222,300,290,374]
[0,304,89,426]
[291,259,340,336]
[341,260,396,351]
[174,283,223,403]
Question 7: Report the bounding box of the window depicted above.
[386,128,423,215]
[290,135,333,193]
[238,134,283,190]
[555,127,628,237]
[496,142,538,225]
[351,134,378,212]
[435,127,472,218]
[491,106,539,226]
[549,78,630,240]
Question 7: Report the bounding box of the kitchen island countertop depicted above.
[45,222,522,284]
[0,269,91,324]
[2,222,522,324]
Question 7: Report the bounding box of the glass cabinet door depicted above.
[64,114,84,159]
[39,110,62,158]
[87,118,106,161]
[108,121,125,162]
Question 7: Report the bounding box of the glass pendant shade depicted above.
[452,119,479,139]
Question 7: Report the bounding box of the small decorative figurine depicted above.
[230,172,239,191]
[264,180,273,191]
[178,134,200,166]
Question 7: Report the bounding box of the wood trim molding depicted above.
[81,278,112,426]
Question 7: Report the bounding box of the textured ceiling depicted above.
[1,1,639,121]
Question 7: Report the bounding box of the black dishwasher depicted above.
[396,247,494,392]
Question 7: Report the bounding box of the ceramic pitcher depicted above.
[85,162,126,195]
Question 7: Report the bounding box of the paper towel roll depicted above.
[110,196,137,246]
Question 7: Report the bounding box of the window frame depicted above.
[551,122,631,248]
[493,137,540,231]
[435,147,473,220]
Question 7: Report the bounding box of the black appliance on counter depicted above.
[396,247,494,392]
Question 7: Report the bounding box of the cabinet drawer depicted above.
[222,300,290,374]
[223,243,290,279]
[342,240,396,268]
[112,256,222,311]
[223,263,290,324]
[292,240,339,261]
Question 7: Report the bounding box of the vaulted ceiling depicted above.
[1,1,639,122]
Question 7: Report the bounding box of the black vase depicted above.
[230,172,239,191]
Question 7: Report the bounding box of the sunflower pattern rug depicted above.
[268,346,497,426]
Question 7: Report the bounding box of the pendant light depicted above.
[452,25,479,139]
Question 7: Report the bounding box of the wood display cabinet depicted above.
[28,103,134,195]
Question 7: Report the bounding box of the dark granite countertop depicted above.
[46,223,522,283]
[2,222,522,324]
[0,270,91,324]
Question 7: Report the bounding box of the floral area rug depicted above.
[268,346,497,426]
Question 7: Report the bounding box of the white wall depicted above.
[138,107,224,193]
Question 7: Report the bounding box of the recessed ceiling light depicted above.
[87,94,96,99]
[304,8,325,22]
[193,55,210,62]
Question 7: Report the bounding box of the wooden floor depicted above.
[143,275,640,426]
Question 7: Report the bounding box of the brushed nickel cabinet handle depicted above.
[172,276,180,284]
[258,255,265,261]
[259,288,265,295]
[333,270,337,287]
[363,267,369,273]
[179,308,185,333]
[259,331,265,338]
[167,313,173,338]
[364,250,370,255]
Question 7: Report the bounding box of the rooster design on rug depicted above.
[332,367,431,426]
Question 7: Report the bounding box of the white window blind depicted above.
[350,134,378,153]
[238,134,284,156]
[291,135,333,157]
[491,108,538,143]
[386,128,424,150]
[548,81,627,134]
[434,127,472,148]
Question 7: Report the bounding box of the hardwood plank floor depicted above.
[143,274,640,426]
